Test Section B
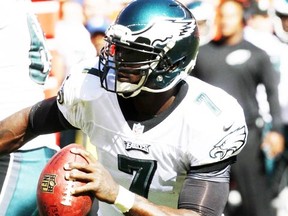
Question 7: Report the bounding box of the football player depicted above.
[0,0,247,215]
[186,0,216,46]
[0,0,59,215]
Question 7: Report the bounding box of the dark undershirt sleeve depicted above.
[27,96,77,136]
[178,177,229,216]
[178,158,235,216]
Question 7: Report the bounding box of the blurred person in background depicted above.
[82,0,118,23]
[272,0,288,148]
[86,15,110,55]
[187,0,216,46]
[272,0,288,137]
[244,1,288,174]
[52,2,99,213]
[53,0,96,147]
[269,0,288,215]
[54,0,96,85]
[191,1,285,216]
[0,1,59,215]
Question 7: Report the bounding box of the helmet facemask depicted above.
[99,24,176,98]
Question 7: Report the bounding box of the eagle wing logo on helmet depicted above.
[134,18,197,46]
[209,126,247,160]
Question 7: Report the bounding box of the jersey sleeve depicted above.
[56,57,104,128]
[208,95,248,161]
[185,78,248,167]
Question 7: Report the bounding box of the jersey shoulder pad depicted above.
[57,57,104,106]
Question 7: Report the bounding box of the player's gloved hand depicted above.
[64,147,119,204]
[27,13,51,85]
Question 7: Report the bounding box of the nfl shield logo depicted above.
[132,123,144,135]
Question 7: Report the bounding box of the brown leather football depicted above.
[37,143,93,216]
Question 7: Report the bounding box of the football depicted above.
[37,143,94,216]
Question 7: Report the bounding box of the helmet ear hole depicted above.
[156,56,172,71]
[156,55,186,73]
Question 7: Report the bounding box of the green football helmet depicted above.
[99,0,199,97]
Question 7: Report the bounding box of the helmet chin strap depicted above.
[116,75,146,98]
[118,89,141,98]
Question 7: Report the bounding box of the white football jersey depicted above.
[57,58,247,215]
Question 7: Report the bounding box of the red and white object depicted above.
[37,143,93,216]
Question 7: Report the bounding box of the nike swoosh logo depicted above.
[223,122,234,131]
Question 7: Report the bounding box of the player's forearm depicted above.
[126,195,200,216]
[0,107,32,156]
